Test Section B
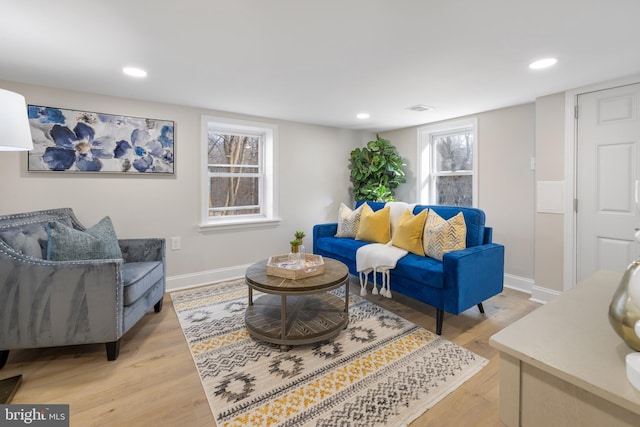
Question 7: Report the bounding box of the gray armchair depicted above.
[0,208,165,367]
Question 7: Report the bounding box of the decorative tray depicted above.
[266,254,325,279]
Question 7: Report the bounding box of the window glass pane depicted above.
[209,165,259,174]
[209,176,260,214]
[208,207,261,217]
[208,132,260,168]
[435,175,472,206]
[207,131,262,217]
[434,132,473,173]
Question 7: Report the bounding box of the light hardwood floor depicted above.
[2,278,540,426]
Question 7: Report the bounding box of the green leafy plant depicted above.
[294,231,305,240]
[349,135,406,202]
[290,239,301,253]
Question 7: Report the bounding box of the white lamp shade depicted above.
[0,88,33,151]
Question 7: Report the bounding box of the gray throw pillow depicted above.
[46,216,123,261]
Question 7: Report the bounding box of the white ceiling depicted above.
[2,0,640,132]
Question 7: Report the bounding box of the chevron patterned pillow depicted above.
[335,203,363,238]
[423,211,466,261]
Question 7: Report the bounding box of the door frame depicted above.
[563,73,640,291]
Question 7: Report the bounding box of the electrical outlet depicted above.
[171,236,181,250]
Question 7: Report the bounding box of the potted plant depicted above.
[349,135,406,202]
[294,231,305,245]
[289,239,301,254]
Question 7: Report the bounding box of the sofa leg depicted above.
[0,350,8,369]
[436,309,444,335]
[477,303,485,314]
[154,298,164,313]
[106,340,120,361]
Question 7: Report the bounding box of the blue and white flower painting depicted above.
[27,105,175,174]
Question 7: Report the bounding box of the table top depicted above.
[490,270,640,414]
[245,257,348,294]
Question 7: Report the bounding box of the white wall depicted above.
[0,80,366,290]
[379,103,536,289]
[534,93,565,297]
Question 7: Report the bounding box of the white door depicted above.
[576,83,640,281]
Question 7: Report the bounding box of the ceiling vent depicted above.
[406,104,435,112]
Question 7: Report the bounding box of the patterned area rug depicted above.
[171,279,487,427]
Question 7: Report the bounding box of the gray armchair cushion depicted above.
[46,216,123,261]
[0,217,73,259]
[0,224,48,258]
[122,261,164,306]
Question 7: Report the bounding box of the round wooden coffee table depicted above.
[244,257,349,348]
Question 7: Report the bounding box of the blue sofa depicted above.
[313,202,504,334]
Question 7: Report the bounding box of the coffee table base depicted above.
[245,293,348,347]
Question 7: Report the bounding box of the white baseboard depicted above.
[530,285,562,304]
[166,264,250,292]
[503,273,534,294]
[503,273,560,304]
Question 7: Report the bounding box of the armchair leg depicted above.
[106,340,120,361]
[154,298,163,313]
[477,303,485,314]
[0,350,8,369]
[435,309,444,335]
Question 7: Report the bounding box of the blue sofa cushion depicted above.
[394,253,444,288]
[316,236,370,260]
[123,261,164,306]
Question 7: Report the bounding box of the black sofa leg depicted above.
[106,340,120,361]
[436,309,444,335]
[0,350,8,369]
[154,298,164,313]
[477,303,485,314]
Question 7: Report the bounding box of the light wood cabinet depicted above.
[490,271,640,426]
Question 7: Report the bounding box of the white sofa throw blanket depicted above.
[356,242,408,298]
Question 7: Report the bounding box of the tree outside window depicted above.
[418,118,477,207]
[200,116,278,229]
[207,132,261,217]
[432,131,473,206]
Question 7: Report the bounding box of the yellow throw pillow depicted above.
[391,209,427,256]
[355,203,391,243]
[423,211,467,261]
[335,203,363,238]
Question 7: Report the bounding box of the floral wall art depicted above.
[27,105,175,174]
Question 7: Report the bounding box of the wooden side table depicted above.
[244,257,349,348]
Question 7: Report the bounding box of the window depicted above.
[200,116,278,229]
[418,118,477,207]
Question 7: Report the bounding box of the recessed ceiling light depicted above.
[356,113,370,120]
[122,67,147,78]
[406,104,435,112]
[529,58,557,70]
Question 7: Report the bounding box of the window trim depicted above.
[200,115,279,231]
[417,117,478,207]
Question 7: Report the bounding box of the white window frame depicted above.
[417,117,478,207]
[200,115,279,230]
